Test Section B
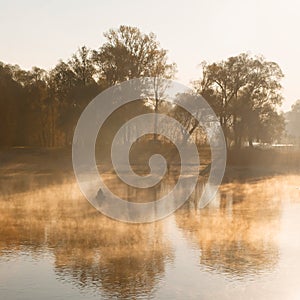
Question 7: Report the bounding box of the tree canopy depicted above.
[193,53,285,147]
[0,26,288,149]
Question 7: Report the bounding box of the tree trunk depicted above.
[153,96,159,142]
[249,138,253,148]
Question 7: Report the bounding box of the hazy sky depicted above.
[1,0,299,111]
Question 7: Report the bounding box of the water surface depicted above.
[1,174,300,299]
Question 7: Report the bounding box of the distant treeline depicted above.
[0,25,289,148]
[285,100,300,145]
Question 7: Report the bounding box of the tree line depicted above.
[0,25,286,148]
[285,100,300,145]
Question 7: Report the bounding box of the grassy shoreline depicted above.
[0,146,299,185]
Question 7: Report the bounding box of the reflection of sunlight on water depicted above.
[1,174,300,299]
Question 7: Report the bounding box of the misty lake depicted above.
[1,173,300,299]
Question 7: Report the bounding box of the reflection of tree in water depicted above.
[176,178,283,278]
[53,219,173,299]
[0,179,173,299]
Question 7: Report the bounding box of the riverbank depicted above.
[0,146,299,186]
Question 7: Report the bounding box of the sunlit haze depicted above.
[1,0,299,111]
[2,1,300,299]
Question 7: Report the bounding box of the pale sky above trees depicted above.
[1,0,299,111]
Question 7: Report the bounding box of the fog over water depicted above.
[1,172,300,299]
